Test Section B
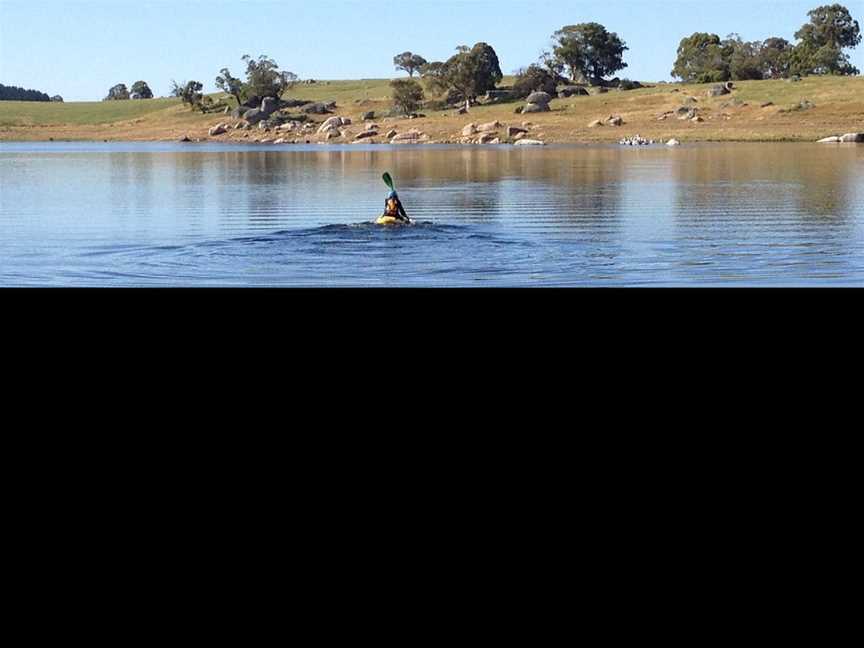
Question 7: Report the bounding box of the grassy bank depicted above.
[1,76,861,143]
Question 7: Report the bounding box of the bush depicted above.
[512,65,558,98]
[390,78,425,115]
[618,79,642,91]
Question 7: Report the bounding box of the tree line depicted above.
[671,4,861,82]
[386,3,859,113]
[91,2,858,116]
[0,83,61,102]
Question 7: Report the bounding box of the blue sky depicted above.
[1,0,862,101]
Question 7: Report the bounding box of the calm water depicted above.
[1,141,862,286]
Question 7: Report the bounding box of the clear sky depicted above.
[1,0,862,101]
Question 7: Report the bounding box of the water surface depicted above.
[1,141,862,286]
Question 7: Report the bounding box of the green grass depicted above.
[0,97,181,126]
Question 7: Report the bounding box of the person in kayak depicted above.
[383,190,410,224]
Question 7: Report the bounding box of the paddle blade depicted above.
[382,172,395,191]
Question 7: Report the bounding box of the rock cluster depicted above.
[619,135,656,146]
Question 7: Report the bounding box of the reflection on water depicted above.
[0,142,862,286]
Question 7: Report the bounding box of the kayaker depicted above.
[383,190,410,224]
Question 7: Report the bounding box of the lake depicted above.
[1,141,862,286]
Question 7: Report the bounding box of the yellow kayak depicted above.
[376,216,410,226]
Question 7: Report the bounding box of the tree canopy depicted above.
[215,67,245,107]
[794,4,861,74]
[393,52,428,77]
[0,84,51,102]
[512,65,558,98]
[242,54,298,100]
[390,78,425,114]
[130,81,153,99]
[104,83,130,101]
[422,43,502,105]
[171,80,204,111]
[551,23,629,83]
[671,33,732,82]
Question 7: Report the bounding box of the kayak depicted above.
[376,216,410,226]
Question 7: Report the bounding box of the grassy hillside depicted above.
[0,97,181,126]
[1,76,861,142]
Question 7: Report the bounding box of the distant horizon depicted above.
[1,0,862,102]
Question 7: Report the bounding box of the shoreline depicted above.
[2,76,862,145]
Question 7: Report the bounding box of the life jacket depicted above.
[385,197,400,217]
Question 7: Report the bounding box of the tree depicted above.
[130,81,153,100]
[671,33,732,82]
[215,67,245,107]
[390,78,425,114]
[761,37,794,78]
[0,83,51,101]
[512,65,558,98]
[551,23,628,84]
[393,52,428,77]
[171,80,204,112]
[724,34,765,80]
[420,43,503,107]
[104,83,130,101]
[242,54,297,100]
[794,4,861,74]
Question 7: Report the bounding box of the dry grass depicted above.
[1,76,861,143]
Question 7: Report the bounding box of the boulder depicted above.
[208,124,227,136]
[526,91,552,106]
[606,115,624,126]
[514,139,545,146]
[588,119,604,128]
[260,97,278,115]
[274,138,286,144]
[484,90,514,103]
[478,132,497,144]
[301,102,332,114]
[282,99,311,108]
[691,115,704,122]
[243,108,266,124]
[385,129,398,139]
[363,111,375,120]
[513,132,526,141]
[461,123,478,136]
[522,103,548,113]
[490,138,501,145]
[391,130,423,142]
[666,139,681,147]
[558,86,589,98]
[707,84,730,97]
[840,133,864,143]
[818,136,841,143]
[354,130,377,140]
[233,122,247,130]
[477,121,501,132]
[317,116,350,134]
[325,131,340,140]
[507,126,528,137]
[179,135,191,142]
